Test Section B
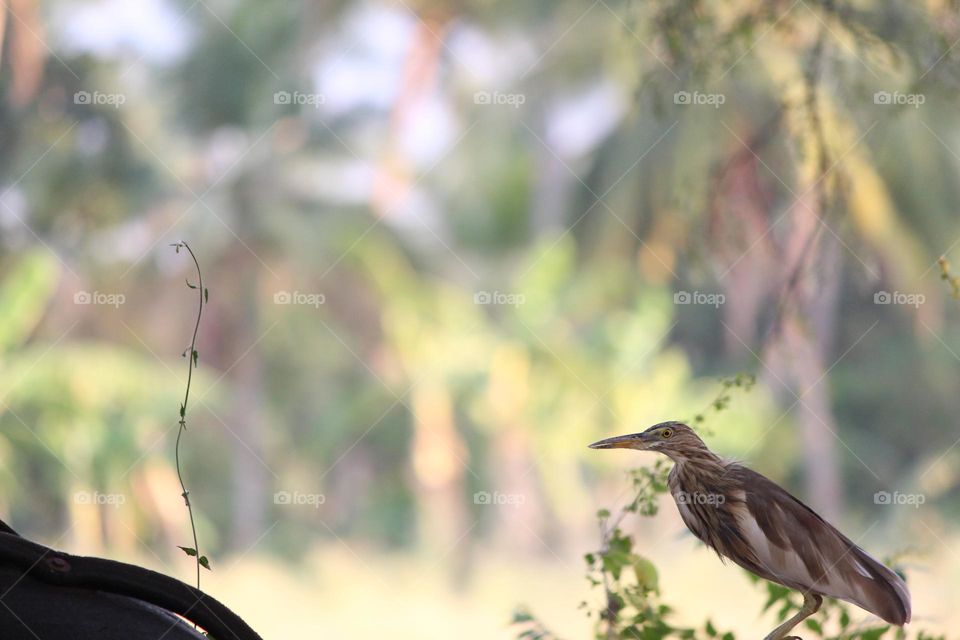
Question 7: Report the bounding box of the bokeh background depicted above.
[0,0,959,637]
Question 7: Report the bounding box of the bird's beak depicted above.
[588,432,650,450]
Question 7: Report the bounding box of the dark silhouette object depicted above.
[0,519,262,640]
[590,422,910,640]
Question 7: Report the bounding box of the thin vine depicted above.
[171,241,211,589]
[938,255,960,300]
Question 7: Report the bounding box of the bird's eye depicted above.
[660,428,673,439]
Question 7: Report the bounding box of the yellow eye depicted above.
[660,428,673,439]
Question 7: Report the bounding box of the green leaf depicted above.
[804,618,822,634]
[776,600,791,622]
[601,552,629,580]
[204,288,209,303]
[762,587,781,612]
[186,280,197,289]
[633,557,658,591]
[705,620,717,637]
[510,608,534,624]
[198,555,211,570]
[178,546,197,557]
[192,349,199,367]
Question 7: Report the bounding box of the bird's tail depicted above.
[848,546,911,625]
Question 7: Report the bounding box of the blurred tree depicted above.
[0,0,955,593]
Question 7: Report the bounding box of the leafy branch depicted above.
[690,373,756,435]
[171,241,211,590]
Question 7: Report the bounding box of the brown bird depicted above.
[589,421,910,640]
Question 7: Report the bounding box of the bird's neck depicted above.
[668,455,734,502]
[666,448,727,477]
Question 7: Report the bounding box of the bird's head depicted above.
[588,421,709,462]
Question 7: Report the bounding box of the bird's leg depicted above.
[763,592,823,640]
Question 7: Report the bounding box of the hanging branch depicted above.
[170,241,211,590]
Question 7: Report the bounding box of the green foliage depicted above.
[176,545,211,571]
[578,478,733,640]
[691,374,756,434]
[511,608,563,640]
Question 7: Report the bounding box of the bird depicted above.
[589,421,910,640]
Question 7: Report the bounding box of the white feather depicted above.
[733,506,862,603]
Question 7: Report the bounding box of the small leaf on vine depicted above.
[199,555,211,570]
[178,546,197,557]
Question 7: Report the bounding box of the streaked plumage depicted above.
[589,421,910,639]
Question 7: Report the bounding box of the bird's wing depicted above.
[728,465,910,625]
